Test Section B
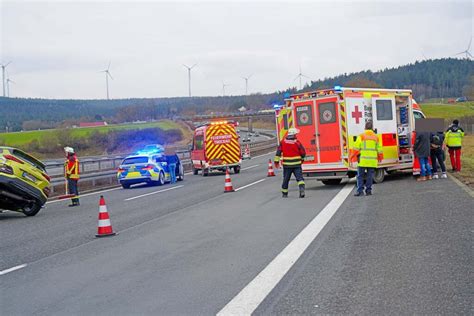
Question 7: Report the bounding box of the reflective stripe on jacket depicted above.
[445,127,464,148]
[65,156,80,180]
[274,136,306,167]
[350,130,383,168]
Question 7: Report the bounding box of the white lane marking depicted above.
[0,264,27,276]
[46,187,121,204]
[217,183,354,315]
[241,164,259,171]
[124,185,184,201]
[251,152,274,159]
[235,179,266,192]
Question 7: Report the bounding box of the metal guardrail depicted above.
[47,136,277,196]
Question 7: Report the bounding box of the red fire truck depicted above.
[191,121,242,176]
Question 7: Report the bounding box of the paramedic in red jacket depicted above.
[274,128,306,198]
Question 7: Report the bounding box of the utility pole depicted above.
[183,64,197,97]
[1,62,12,97]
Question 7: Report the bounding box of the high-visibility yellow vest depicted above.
[353,130,383,168]
[445,129,464,147]
[65,158,80,180]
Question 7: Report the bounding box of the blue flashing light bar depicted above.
[334,85,342,91]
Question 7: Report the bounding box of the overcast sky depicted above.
[0,0,472,99]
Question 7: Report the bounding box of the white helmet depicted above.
[64,146,75,154]
[287,128,300,136]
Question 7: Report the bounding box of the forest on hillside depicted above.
[0,58,472,132]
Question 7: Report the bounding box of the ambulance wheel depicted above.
[234,166,241,174]
[321,179,342,185]
[374,168,386,183]
[192,166,198,175]
[202,168,209,177]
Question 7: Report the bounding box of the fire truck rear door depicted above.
[293,100,318,163]
[372,96,398,163]
[315,97,342,163]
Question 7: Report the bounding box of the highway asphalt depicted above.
[1,154,472,315]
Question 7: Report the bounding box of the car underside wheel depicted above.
[21,202,42,216]
[321,179,342,185]
[121,183,131,189]
[202,168,209,177]
[192,166,199,175]
[233,166,241,174]
[373,168,386,183]
[157,171,165,185]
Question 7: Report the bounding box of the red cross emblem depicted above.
[351,105,362,124]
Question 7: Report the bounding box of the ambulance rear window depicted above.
[318,102,336,124]
[376,100,393,121]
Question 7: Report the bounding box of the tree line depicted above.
[0,58,472,132]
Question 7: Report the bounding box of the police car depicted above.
[117,146,184,189]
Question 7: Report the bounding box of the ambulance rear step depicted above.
[304,171,353,179]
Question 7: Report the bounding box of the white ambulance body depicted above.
[276,87,421,184]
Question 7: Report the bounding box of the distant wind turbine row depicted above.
[2,38,472,99]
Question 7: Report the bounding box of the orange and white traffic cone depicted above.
[242,144,251,159]
[224,168,235,193]
[96,195,116,238]
[267,159,275,177]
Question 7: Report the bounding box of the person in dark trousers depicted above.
[168,155,177,184]
[349,121,383,196]
[445,119,465,172]
[430,131,447,179]
[274,128,306,198]
[414,131,432,181]
[64,146,80,206]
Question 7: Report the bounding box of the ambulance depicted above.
[275,87,425,184]
[191,121,242,176]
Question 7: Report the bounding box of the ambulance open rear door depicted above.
[372,95,398,165]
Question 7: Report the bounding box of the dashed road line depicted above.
[235,179,266,192]
[124,185,184,201]
[0,264,27,276]
[217,183,354,315]
[241,164,260,171]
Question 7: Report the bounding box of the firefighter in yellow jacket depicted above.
[349,122,383,196]
[64,146,80,207]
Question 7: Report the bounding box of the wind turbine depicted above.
[222,82,230,97]
[1,61,12,97]
[454,38,473,59]
[183,63,197,97]
[6,78,15,97]
[100,61,113,100]
[294,65,310,90]
[241,74,252,95]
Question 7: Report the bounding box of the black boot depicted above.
[299,185,305,198]
[282,192,288,198]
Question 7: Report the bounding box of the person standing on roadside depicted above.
[349,121,383,196]
[274,128,306,198]
[64,146,80,206]
[445,119,465,172]
[414,131,432,181]
[430,131,447,179]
